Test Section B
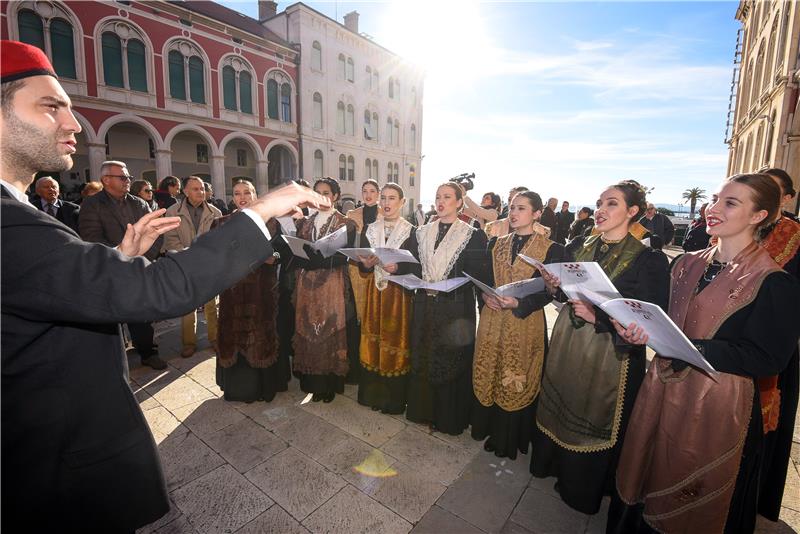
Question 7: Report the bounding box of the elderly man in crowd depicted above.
[33,176,80,233]
[553,200,574,244]
[164,176,223,358]
[639,201,675,250]
[79,160,165,369]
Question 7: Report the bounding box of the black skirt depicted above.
[357,367,407,414]
[471,401,535,460]
[216,352,290,403]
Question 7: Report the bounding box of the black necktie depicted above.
[46,204,56,216]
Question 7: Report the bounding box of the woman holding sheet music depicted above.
[610,174,800,534]
[292,178,358,403]
[406,182,489,435]
[530,180,669,515]
[471,191,564,459]
[355,184,419,414]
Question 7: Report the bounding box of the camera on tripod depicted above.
[449,172,476,192]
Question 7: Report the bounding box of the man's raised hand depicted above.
[248,182,331,221]
[118,209,180,257]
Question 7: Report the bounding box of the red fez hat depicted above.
[1,40,56,84]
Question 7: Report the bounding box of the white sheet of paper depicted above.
[463,273,546,299]
[276,216,297,236]
[338,248,419,265]
[314,226,349,258]
[281,235,311,260]
[599,298,717,375]
[551,262,622,306]
[519,254,561,278]
[387,274,469,293]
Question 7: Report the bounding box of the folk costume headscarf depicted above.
[535,233,646,452]
[616,242,780,534]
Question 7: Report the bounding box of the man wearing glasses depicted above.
[79,160,165,369]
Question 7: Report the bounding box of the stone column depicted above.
[154,150,173,180]
[256,159,269,195]
[210,155,227,199]
[87,143,107,182]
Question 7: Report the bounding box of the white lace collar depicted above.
[366,217,414,290]
[417,219,473,282]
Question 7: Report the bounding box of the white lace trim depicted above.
[417,219,473,282]
[366,218,414,290]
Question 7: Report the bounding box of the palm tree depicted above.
[682,187,707,220]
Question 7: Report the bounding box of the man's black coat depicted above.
[1,189,272,531]
[32,195,81,233]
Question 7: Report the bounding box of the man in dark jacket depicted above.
[540,197,557,232]
[204,180,229,215]
[639,202,675,250]
[554,200,575,244]
[682,202,710,252]
[80,159,164,369]
[0,39,329,533]
[32,175,80,232]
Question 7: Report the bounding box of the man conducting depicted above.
[0,40,329,532]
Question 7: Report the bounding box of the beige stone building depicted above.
[726,0,800,211]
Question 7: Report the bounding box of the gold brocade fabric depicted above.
[473,233,552,411]
[349,263,371,323]
[359,274,413,376]
[536,234,645,452]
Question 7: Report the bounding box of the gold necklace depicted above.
[599,235,624,254]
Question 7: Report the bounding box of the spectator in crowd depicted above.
[163,176,223,358]
[499,186,529,219]
[79,180,102,202]
[154,175,180,210]
[131,179,157,211]
[568,207,594,241]
[765,167,799,222]
[425,203,436,223]
[682,202,710,252]
[204,181,229,215]
[554,200,575,244]
[415,203,426,226]
[638,202,675,250]
[540,197,557,232]
[486,186,533,238]
[79,160,164,370]
[462,191,501,229]
[33,176,79,233]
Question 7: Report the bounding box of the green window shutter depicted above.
[127,39,147,92]
[101,32,124,88]
[50,19,76,79]
[18,10,45,51]
[222,66,236,110]
[280,83,291,122]
[239,71,252,114]
[168,51,186,100]
[267,79,278,119]
[188,56,205,103]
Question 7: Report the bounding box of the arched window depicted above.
[102,33,124,88]
[387,162,393,183]
[280,83,291,122]
[364,110,373,140]
[372,159,379,181]
[339,154,347,181]
[776,10,790,74]
[752,42,764,103]
[188,56,205,103]
[337,102,346,134]
[388,76,394,98]
[394,79,400,100]
[167,42,206,103]
[372,112,379,139]
[386,117,393,145]
[754,123,764,169]
[365,158,372,179]
[267,79,278,119]
[312,41,322,71]
[393,119,400,147]
[338,54,346,79]
[239,71,252,114]
[409,164,416,187]
[314,149,324,178]
[18,9,77,79]
[101,30,147,91]
[410,124,417,149]
[168,50,186,100]
[222,66,237,110]
[127,39,147,92]
[346,57,354,82]
[347,155,355,181]
[764,110,777,164]
[220,58,254,114]
[346,104,354,135]
[313,93,323,129]
[393,163,399,184]
[765,17,778,87]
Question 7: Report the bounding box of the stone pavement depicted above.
[132,310,800,534]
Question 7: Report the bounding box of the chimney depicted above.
[343,11,359,33]
[258,0,277,20]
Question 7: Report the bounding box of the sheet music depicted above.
[464,272,546,299]
[282,235,311,259]
[276,216,297,236]
[387,274,469,293]
[313,226,349,258]
[338,248,419,265]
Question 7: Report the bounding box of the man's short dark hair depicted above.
[1,80,25,117]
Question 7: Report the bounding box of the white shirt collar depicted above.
[0,180,35,208]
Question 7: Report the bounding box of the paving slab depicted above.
[137,499,182,534]
[131,365,177,389]
[172,465,272,534]
[204,418,287,473]
[234,396,307,431]
[245,447,346,521]
[507,487,590,534]
[134,386,162,411]
[183,356,219,390]
[381,427,476,485]
[300,392,406,447]
[429,428,485,453]
[143,405,189,445]
[146,375,215,412]
[302,485,412,534]
[315,435,397,491]
[364,460,447,523]
[437,451,531,533]
[153,515,196,534]
[236,505,310,534]
[171,398,246,439]
[781,461,800,513]
[158,431,225,491]
[411,505,485,534]
[272,409,351,461]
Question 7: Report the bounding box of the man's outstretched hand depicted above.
[118,209,180,257]
[248,182,330,221]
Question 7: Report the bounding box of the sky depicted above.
[221,0,741,211]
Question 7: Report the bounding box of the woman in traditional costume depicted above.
[610,173,800,534]
[346,180,381,383]
[471,191,564,459]
[406,182,489,435]
[293,178,357,402]
[215,180,287,402]
[754,169,800,522]
[530,180,669,515]
[356,184,419,414]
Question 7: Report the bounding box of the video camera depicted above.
[449,172,476,192]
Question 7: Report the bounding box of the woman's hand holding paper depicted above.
[611,319,649,345]
[569,299,596,324]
